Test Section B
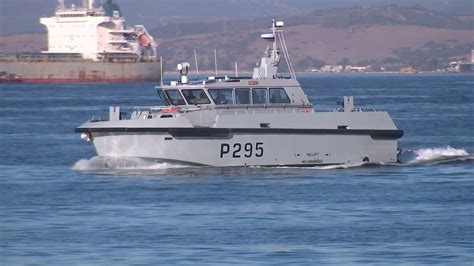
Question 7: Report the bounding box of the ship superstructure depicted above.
[0,0,161,83]
[41,0,156,62]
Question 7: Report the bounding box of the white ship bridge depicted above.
[40,0,157,62]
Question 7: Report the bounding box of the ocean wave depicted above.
[72,156,188,171]
[398,146,472,165]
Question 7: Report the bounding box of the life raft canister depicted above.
[162,106,181,113]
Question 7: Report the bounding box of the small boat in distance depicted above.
[399,67,417,74]
[0,71,23,83]
[75,19,403,167]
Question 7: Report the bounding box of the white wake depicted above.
[72,156,188,171]
[312,146,472,169]
[398,146,471,164]
[72,146,471,171]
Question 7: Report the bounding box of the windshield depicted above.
[156,89,171,106]
[182,89,211,105]
[252,88,268,104]
[208,89,233,105]
[269,88,290,104]
[165,90,186,105]
[235,88,250,104]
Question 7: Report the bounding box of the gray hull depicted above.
[91,132,398,166]
[0,60,161,83]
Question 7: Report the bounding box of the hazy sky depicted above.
[0,0,472,35]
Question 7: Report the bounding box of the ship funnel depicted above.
[83,0,94,9]
[58,0,65,9]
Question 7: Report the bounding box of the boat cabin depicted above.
[154,19,311,109]
[155,78,311,108]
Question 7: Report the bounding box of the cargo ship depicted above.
[0,0,161,83]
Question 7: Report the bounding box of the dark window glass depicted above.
[181,89,211,105]
[156,89,171,106]
[252,88,268,104]
[269,88,291,104]
[235,89,250,104]
[208,89,233,105]
[165,90,186,105]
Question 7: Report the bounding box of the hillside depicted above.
[155,24,473,71]
[152,5,474,71]
[1,0,473,35]
[1,5,472,71]
[151,5,473,38]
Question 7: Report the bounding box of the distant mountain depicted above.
[150,5,473,71]
[311,5,473,29]
[150,5,473,38]
[0,0,473,35]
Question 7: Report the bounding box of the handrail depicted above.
[332,107,377,112]
[133,104,376,113]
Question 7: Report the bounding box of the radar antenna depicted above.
[252,19,295,79]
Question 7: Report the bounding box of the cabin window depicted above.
[269,88,290,104]
[182,89,211,105]
[208,89,233,105]
[252,88,268,104]
[235,88,251,104]
[156,89,171,106]
[165,90,186,105]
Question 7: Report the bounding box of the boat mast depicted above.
[252,19,297,79]
[214,49,218,76]
[194,49,200,79]
[275,20,296,79]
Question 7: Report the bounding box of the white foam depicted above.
[397,146,471,164]
[312,162,366,170]
[413,146,469,161]
[72,156,188,171]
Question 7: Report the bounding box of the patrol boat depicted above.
[75,20,403,167]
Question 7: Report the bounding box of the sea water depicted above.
[0,73,473,264]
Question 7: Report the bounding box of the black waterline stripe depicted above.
[75,127,403,139]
